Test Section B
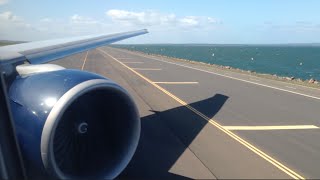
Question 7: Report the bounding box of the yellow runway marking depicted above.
[224,125,319,130]
[154,82,199,84]
[122,62,144,64]
[132,68,162,70]
[98,49,305,180]
[81,51,89,70]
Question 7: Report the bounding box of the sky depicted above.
[0,0,320,44]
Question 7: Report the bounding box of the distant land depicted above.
[0,40,27,46]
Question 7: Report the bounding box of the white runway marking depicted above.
[132,68,162,70]
[116,57,136,59]
[224,125,319,130]
[122,62,144,64]
[154,82,199,84]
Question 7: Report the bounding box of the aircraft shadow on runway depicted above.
[118,94,229,179]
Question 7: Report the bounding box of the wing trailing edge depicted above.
[0,29,148,64]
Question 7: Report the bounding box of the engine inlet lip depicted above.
[40,79,140,179]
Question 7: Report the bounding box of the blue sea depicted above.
[112,44,320,81]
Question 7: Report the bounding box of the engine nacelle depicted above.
[8,69,140,179]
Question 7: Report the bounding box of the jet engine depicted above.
[8,66,140,179]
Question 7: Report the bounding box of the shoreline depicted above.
[117,47,320,89]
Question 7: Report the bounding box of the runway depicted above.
[52,47,320,179]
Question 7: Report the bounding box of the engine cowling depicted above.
[8,69,140,179]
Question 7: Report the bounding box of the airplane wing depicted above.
[0,29,148,65]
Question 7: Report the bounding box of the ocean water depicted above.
[112,44,320,81]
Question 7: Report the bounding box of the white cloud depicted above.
[179,16,199,26]
[0,11,34,40]
[104,10,224,43]
[207,17,221,24]
[40,18,52,23]
[106,9,177,26]
[0,11,21,21]
[106,9,220,28]
[0,9,224,43]
[0,11,30,29]
[106,9,144,22]
[261,21,320,32]
[70,14,98,24]
[0,0,8,5]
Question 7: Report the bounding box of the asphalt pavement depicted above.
[51,47,320,179]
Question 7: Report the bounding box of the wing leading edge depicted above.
[0,29,148,65]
